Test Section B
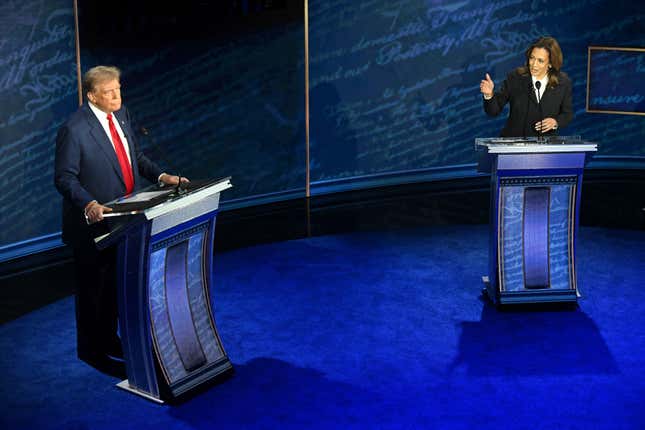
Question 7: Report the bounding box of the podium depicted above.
[476,137,597,305]
[96,177,233,402]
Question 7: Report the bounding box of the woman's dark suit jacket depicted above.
[483,70,573,137]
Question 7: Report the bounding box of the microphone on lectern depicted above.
[138,126,186,194]
[534,81,545,142]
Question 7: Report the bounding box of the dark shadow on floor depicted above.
[169,357,401,429]
[451,297,619,376]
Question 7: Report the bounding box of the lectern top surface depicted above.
[476,136,598,153]
[103,176,232,217]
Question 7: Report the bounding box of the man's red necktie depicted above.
[107,113,134,194]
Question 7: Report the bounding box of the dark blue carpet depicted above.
[1,225,643,429]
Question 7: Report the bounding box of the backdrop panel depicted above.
[78,1,307,205]
[308,0,645,188]
[0,1,77,248]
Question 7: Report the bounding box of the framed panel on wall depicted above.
[586,46,645,116]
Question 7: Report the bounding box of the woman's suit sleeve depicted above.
[483,73,513,117]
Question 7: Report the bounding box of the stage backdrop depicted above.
[1,0,644,255]
[0,1,77,251]
[77,1,307,205]
[308,0,645,191]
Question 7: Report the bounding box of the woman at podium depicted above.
[479,36,573,137]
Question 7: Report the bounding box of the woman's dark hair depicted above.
[517,36,563,88]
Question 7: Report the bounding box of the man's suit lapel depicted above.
[82,104,127,188]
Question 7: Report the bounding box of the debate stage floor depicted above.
[1,224,643,429]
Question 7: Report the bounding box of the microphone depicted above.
[534,81,544,142]
[138,126,186,194]
[175,172,186,195]
[534,81,542,101]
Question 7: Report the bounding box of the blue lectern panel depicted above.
[501,187,524,291]
[497,153,587,171]
[149,247,186,382]
[149,225,225,386]
[523,188,550,289]
[186,233,225,363]
[549,185,574,290]
[117,224,160,398]
[165,241,207,371]
[500,181,575,292]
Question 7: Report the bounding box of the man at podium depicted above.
[479,36,574,137]
[54,65,185,375]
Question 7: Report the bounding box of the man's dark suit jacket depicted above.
[483,70,573,137]
[54,103,163,248]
